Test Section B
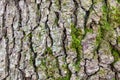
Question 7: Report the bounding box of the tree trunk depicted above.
[0,0,120,80]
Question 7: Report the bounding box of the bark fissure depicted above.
[14,0,22,29]
[2,1,10,79]
[1,0,120,79]
[45,15,53,47]
[28,30,39,80]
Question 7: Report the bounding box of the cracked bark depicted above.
[0,0,120,80]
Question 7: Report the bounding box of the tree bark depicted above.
[0,0,120,80]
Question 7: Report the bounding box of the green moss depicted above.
[116,0,120,3]
[54,0,61,9]
[73,62,80,71]
[70,23,82,50]
[99,69,105,75]
[56,75,70,80]
[96,0,120,63]
[117,36,120,44]
[29,55,33,65]
[109,6,120,28]
[101,3,112,31]
[112,78,116,80]
[70,23,83,73]
[44,47,53,55]
[54,17,59,25]
[63,2,67,6]
[40,59,47,70]
[112,49,120,63]
[95,26,102,47]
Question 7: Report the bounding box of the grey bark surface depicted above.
[0,0,120,80]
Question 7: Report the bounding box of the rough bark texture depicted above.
[0,0,120,80]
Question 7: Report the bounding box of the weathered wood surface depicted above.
[0,0,120,80]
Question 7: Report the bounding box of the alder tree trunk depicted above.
[1,0,120,80]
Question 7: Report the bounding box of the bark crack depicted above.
[45,15,53,47]
[14,0,22,30]
[2,1,10,79]
[28,30,39,80]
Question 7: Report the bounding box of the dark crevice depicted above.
[45,15,53,47]
[84,59,88,80]
[2,1,10,79]
[84,59,100,79]
[110,42,120,80]
[56,56,63,76]
[72,0,81,74]
[4,37,10,80]
[14,0,22,29]
[110,63,119,80]
[48,0,52,11]
[104,0,109,22]
[62,23,67,57]
[36,2,41,24]
[44,0,53,47]
[87,65,100,79]
[96,43,101,67]
[28,30,39,80]
[72,0,78,26]
[84,0,94,28]
[58,0,61,10]
[54,11,60,27]
[110,44,120,55]
[9,16,16,55]
[32,2,42,31]
[79,0,94,38]
[62,23,72,79]
[18,68,26,80]
[16,30,25,80]
[2,0,7,38]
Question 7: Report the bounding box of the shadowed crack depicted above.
[9,16,15,55]
[71,0,82,75]
[79,0,94,31]
[62,23,72,79]
[58,0,61,10]
[54,11,60,27]
[45,15,53,47]
[84,59,88,80]
[2,1,10,79]
[48,0,52,11]
[72,0,78,26]
[1,0,120,79]
[16,30,25,80]
[14,0,22,29]
[32,1,42,31]
[28,30,39,80]
[4,36,10,80]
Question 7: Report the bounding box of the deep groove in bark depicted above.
[32,2,42,31]
[84,59,88,80]
[72,0,78,26]
[1,0,120,79]
[9,17,15,55]
[2,1,10,79]
[45,15,53,47]
[14,0,22,29]
[28,30,39,80]
[54,11,60,27]
[58,0,61,10]
[16,30,26,80]
[48,0,52,11]
[62,23,72,79]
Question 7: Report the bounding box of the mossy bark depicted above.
[0,0,120,80]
